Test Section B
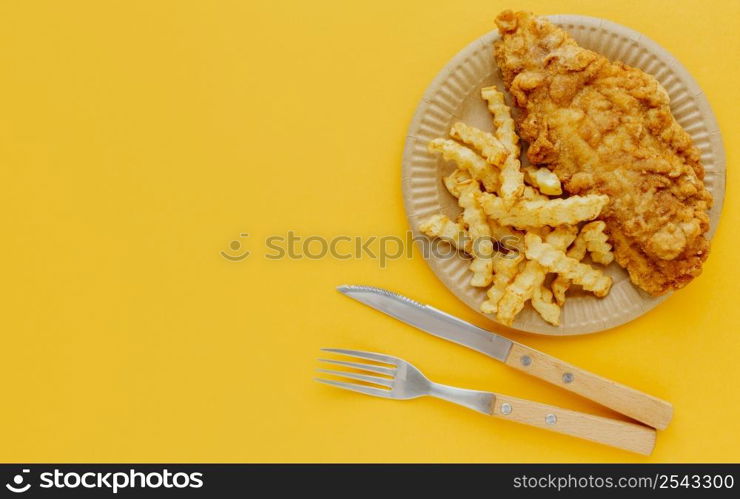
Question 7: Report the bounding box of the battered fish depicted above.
[494,10,712,295]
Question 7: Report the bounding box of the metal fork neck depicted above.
[428,382,495,415]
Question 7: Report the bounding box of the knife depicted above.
[337,284,673,430]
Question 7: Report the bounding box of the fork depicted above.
[316,348,656,455]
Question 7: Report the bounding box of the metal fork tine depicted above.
[316,369,393,388]
[320,348,399,366]
[318,358,396,376]
[314,378,393,398]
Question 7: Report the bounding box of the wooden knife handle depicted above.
[504,343,673,430]
[492,393,656,455]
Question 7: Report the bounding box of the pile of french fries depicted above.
[419,87,615,327]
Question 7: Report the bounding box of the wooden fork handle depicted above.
[492,393,656,455]
[504,343,673,430]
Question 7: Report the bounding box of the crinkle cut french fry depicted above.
[581,220,615,265]
[480,192,609,228]
[459,189,491,248]
[459,187,494,287]
[494,258,540,325]
[480,86,524,203]
[481,252,524,315]
[551,235,588,306]
[532,284,561,326]
[525,233,613,297]
[450,122,508,166]
[443,169,474,198]
[545,225,578,250]
[523,165,562,196]
[418,214,471,253]
[468,255,494,287]
[498,154,525,203]
[522,185,548,201]
[481,86,519,156]
[496,226,577,325]
[428,139,499,193]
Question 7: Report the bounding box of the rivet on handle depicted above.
[520,355,532,367]
[545,414,557,425]
[562,372,574,384]
[501,403,512,415]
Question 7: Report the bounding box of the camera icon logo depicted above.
[220,233,251,262]
[5,469,31,493]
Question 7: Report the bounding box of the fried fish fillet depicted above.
[493,10,712,295]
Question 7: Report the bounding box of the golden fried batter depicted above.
[494,11,712,295]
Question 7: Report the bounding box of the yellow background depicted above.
[0,0,738,463]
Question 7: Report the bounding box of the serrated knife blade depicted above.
[337,285,512,361]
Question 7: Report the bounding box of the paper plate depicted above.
[402,15,726,335]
